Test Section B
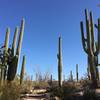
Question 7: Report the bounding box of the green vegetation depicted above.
[0,8,100,100]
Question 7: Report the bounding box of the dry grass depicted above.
[0,82,21,100]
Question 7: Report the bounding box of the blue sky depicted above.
[0,0,100,80]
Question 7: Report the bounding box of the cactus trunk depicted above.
[57,35,63,87]
[20,55,25,85]
[70,70,73,81]
[87,59,91,80]
[76,64,78,82]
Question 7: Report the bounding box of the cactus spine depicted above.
[76,64,78,82]
[80,9,100,88]
[57,35,63,87]
[20,55,26,85]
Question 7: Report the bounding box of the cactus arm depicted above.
[90,11,95,52]
[85,9,88,22]
[86,19,93,55]
[80,21,88,53]
[12,27,18,56]
[20,55,25,85]
[5,28,10,53]
[85,9,93,55]
[16,19,25,56]
[94,19,100,55]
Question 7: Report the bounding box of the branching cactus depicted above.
[20,55,26,85]
[57,35,63,87]
[80,9,100,88]
[7,19,25,82]
[76,64,78,82]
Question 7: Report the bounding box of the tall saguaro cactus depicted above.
[7,19,25,82]
[80,9,100,88]
[57,35,63,87]
[20,55,26,85]
[76,64,78,82]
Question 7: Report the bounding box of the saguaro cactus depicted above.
[57,35,63,87]
[7,19,25,82]
[80,9,100,88]
[49,74,53,86]
[70,70,73,81]
[20,55,26,85]
[76,64,78,82]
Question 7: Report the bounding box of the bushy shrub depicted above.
[0,78,33,100]
[81,79,92,89]
[0,82,21,100]
[49,83,77,100]
[33,81,49,89]
[83,88,97,100]
[21,80,33,94]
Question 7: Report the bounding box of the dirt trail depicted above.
[21,89,50,100]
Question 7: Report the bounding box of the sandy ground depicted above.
[21,89,50,100]
[21,88,100,100]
